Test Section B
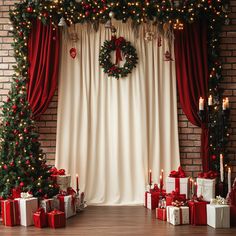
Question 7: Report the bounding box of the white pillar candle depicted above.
[225,97,229,109]
[222,99,227,110]
[199,97,204,110]
[208,95,213,106]
[220,154,224,182]
[228,167,231,193]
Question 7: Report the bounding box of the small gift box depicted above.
[166,205,189,225]
[40,198,59,213]
[33,208,47,228]
[16,196,38,226]
[156,208,167,221]
[57,195,76,218]
[47,210,66,228]
[188,200,207,225]
[166,192,186,206]
[1,199,20,226]
[197,178,216,202]
[207,204,230,228]
[166,167,189,199]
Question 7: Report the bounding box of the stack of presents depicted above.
[144,166,236,228]
[1,168,86,228]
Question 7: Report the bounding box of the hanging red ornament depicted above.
[26,160,30,165]
[20,111,25,116]
[211,155,216,160]
[43,12,49,18]
[24,128,29,134]
[10,162,14,167]
[70,48,77,59]
[85,4,91,10]
[20,182,24,187]
[93,9,97,13]
[13,129,19,135]
[164,51,173,61]
[6,121,10,126]
[26,6,33,13]
[12,105,17,110]
[3,164,8,170]
[15,141,19,146]
[85,11,90,17]
[38,189,42,193]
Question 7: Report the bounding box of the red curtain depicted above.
[27,19,60,120]
[174,20,209,172]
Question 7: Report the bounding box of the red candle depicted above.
[194,181,197,196]
[160,175,163,191]
[76,174,79,192]
[149,169,152,185]
[161,169,164,187]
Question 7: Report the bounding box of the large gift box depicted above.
[50,167,71,191]
[40,198,59,213]
[1,200,20,226]
[156,208,167,221]
[33,208,47,228]
[145,192,159,210]
[166,167,189,199]
[17,197,38,226]
[188,200,207,225]
[47,210,66,228]
[207,204,230,228]
[57,195,76,218]
[197,178,216,202]
[166,206,189,225]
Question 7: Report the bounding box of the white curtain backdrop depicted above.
[56,21,180,205]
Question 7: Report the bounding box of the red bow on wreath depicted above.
[112,36,125,65]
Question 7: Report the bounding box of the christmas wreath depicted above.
[99,36,138,79]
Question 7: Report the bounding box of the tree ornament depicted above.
[109,11,115,19]
[70,48,77,59]
[24,128,29,134]
[26,6,33,13]
[99,36,138,79]
[12,105,17,110]
[20,182,24,187]
[10,162,14,167]
[85,11,90,17]
[26,160,30,165]
[3,164,8,170]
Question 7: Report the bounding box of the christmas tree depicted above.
[0,76,59,199]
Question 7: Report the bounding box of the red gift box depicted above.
[11,187,21,199]
[230,205,236,227]
[33,208,47,228]
[156,208,167,221]
[166,192,186,206]
[47,210,66,228]
[1,200,20,226]
[188,200,207,225]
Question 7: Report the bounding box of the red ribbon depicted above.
[175,178,180,194]
[50,167,65,176]
[112,36,125,65]
[169,166,186,178]
[198,170,218,179]
[179,207,182,225]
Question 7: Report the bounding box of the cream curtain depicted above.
[56,21,180,205]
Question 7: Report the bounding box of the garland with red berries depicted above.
[99,36,138,79]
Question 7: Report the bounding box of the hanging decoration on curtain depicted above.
[68,24,79,59]
[99,27,138,79]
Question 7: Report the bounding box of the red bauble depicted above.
[24,128,29,134]
[26,6,33,13]
[70,48,77,59]
[10,162,14,167]
[3,164,8,170]
[15,79,19,83]
[85,11,90,17]
[25,160,30,165]
[93,9,97,13]
[20,111,25,116]
[19,31,23,37]
[6,121,10,126]
[13,129,19,135]
[43,12,49,18]
[15,141,19,146]
[38,189,42,193]
[211,155,216,160]
[85,4,91,10]
[12,105,17,110]
[20,182,24,187]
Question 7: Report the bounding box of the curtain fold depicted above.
[27,19,60,120]
[56,21,180,205]
[174,20,209,171]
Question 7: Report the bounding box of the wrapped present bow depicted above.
[172,200,186,207]
[210,196,228,205]
[169,166,186,178]
[198,170,218,179]
[20,192,33,199]
[50,167,65,176]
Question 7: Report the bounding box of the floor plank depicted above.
[0,206,235,235]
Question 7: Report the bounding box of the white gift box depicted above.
[40,198,59,213]
[166,177,189,199]
[166,206,189,225]
[16,197,38,226]
[197,178,216,202]
[57,195,76,218]
[57,175,71,191]
[207,204,230,228]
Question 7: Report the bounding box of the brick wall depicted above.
[0,0,235,179]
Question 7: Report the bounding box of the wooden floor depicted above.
[0,206,236,235]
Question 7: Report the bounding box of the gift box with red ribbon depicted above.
[1,199,20,226]
[166,166,189,199]
[156,208,167,221]
[47,210,66,228]
[57,194,76,218]
[230,205,236,227]
[50,167,71,191]
[144,184,166,210]
[166,191,186,206]
[33,208,47,228]
[188,200,207,225]
[40,198,59,213]
[166,205,189,225]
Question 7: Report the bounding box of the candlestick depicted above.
[160,175,163,191]
[225,97,229,109]
[161,169,164,188]
[199,97,204,111]
[220,154,224,182]
[208,95,213,106]
[149,169,152,186]
[76,174,79,193]
[228,167,231,194]
[194,181,197,196]
[222,99,227,110]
